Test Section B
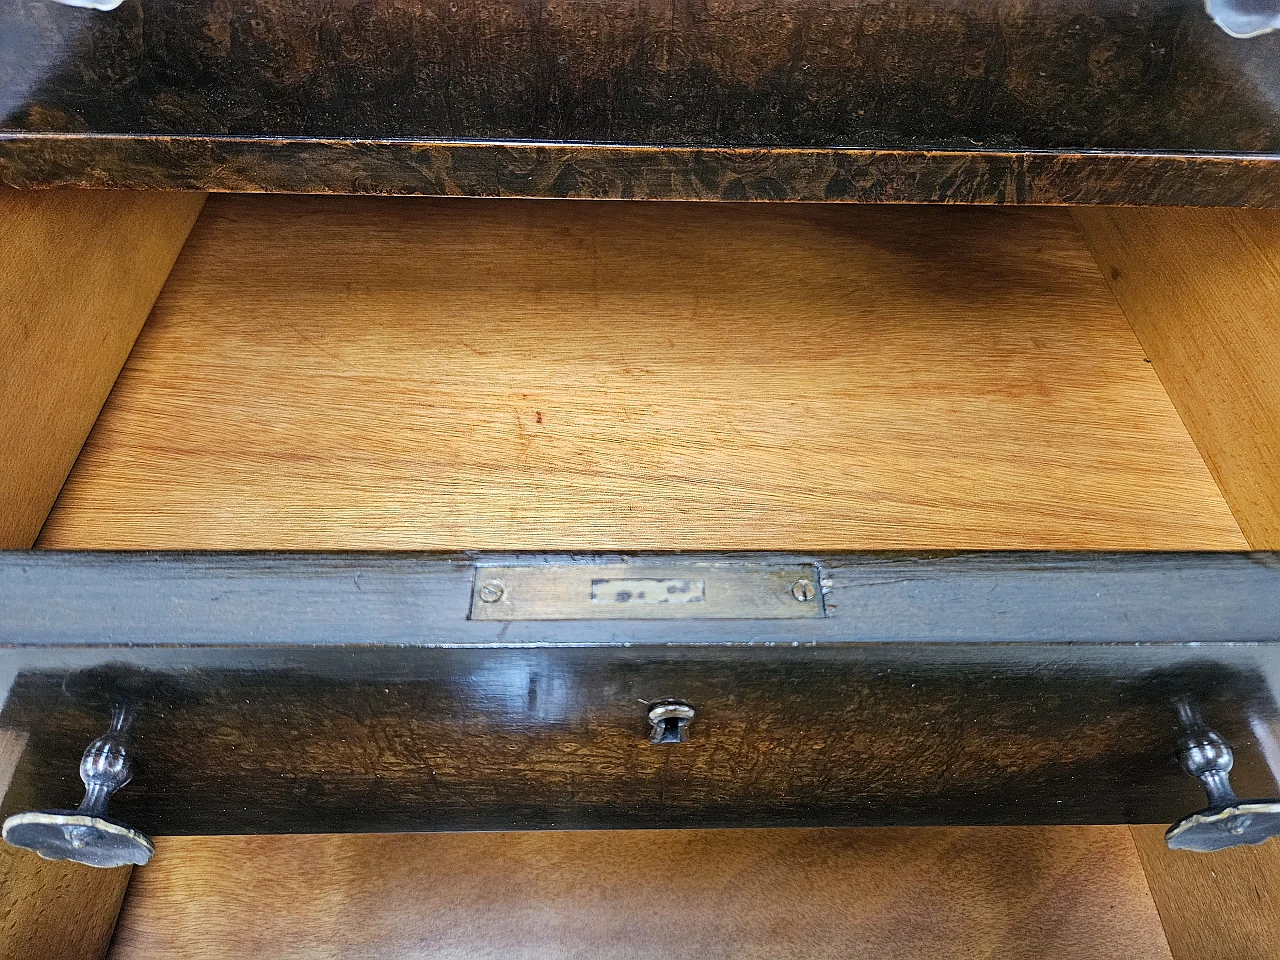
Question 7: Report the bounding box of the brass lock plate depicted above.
[470,559,826,621]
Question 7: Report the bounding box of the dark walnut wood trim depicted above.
[5,0,1277,201]
[0,552,1278,836]
[2,138,1279,205]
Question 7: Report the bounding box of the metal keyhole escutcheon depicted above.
[647,701,696,744]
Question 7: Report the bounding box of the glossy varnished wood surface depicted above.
[39,197,1246,551]
[0,627,1274,839]
[1076,207,1280,550]
[4,141,1280,206]
[0,0,1278,202]
[106,828,1173,960]
[2,552,1275,834]
[0,189,205,548]
[5,0,1274,150]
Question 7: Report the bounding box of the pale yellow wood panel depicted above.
[0,189,206,549]
[41,197,1245,550]
[108,827,1172,960]
[1074,207,1280,549]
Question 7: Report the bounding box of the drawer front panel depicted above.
[3,0,1276,150]
[1,552,1278,836]
[0,643,1278,834]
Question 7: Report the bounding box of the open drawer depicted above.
[1,193,1278,959]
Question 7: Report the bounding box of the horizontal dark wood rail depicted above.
[2,0,1277,202]
[3,551,1280,646]
[1,552,1278,835]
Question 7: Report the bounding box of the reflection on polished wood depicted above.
[1,0,1278,202]
[41,197,1244,551]
[108,828,1173,960]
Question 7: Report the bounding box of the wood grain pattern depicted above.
[106,828,1173,960]
[0,187,204,960]
[5,140,1280,207]
[0,731,131,960]
[4,553,1279,834]
[0,849,131,960]
[2,0,1279,203]
[0,188,206,548]
[1075,207,1280,550]
[4,0,1275,152]
[40,196,1246,551]
[1130,824,1280,960]
[1075,207,1280,960]
[11,637,1279,835]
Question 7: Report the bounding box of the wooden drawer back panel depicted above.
[40,197,1244,551]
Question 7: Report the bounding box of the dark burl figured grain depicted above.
[4,138,1280,204]
[0,0,1278,201]
[1,645,1277,836]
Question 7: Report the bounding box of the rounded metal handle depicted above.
[1166,708,1280,853]
[2,705,153,868]
[44,0,127,10]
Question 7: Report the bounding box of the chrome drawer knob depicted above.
[2,705,153,868]
[1166,706,1280,853]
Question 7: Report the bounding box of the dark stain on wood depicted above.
[2,552,1277,835]
[0,0,1277,202]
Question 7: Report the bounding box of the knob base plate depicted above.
[2,810,154,868]
[1165,801,1280,853]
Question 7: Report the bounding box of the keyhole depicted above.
[647,701,696,745]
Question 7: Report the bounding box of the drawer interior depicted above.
[4,193,1280,960]
[38,196,1246,552]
